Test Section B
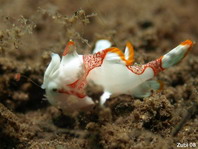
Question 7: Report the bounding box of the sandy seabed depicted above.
[0,0,198,148]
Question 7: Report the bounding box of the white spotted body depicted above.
[42,40,193,113]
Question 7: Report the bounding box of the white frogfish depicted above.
[42,39,193,113]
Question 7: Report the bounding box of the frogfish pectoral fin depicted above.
[132,80,162,98]
[100,91,112,105]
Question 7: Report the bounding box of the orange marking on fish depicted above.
[180,40,194,57]
[104,47,132,65]
[180,40,193,47]
[62,40,75,56]
[126,41,135,65]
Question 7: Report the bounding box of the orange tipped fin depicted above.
[180,40,194,57]
[180,40,193,47]
[125,41,135,65]
[103,47,127,64]
[62,40,75,56]
[103,41,135,65]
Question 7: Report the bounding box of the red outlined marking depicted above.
[127,57,164,76]
[60,47,129,98]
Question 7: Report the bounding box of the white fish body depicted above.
[42,39,193,112]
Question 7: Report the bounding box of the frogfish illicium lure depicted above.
[42,39,193,113]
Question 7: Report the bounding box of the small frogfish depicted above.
[42,39,193,113]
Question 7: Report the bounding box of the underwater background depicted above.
[0,0,197,148]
